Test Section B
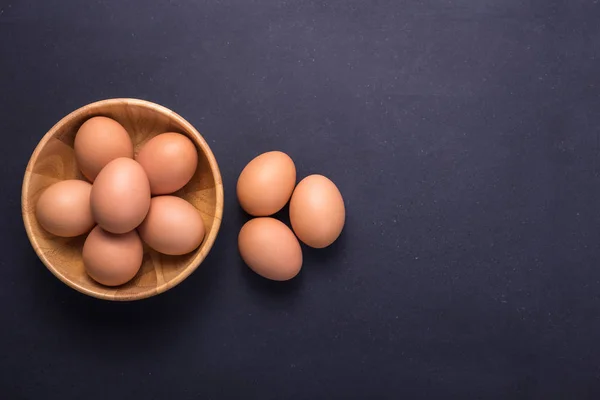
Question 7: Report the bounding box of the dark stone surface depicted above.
[1,0,600,398]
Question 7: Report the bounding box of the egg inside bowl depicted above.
[21,98,223,301]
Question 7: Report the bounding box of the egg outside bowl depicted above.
[22,98,224,301]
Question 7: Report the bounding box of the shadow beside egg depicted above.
[301,227,347,267]
[236,199,291,227]
[241,260,304,299]
[236,202,253,225]
[270,203,291,227]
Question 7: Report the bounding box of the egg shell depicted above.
[35,179,95,237]
[238,217,302,281]
[135,132,198,195]
[236,151,296,216]
[83,226,143,286]
[289,174,345,248]
[90,157,151,234]
[74,116,133,181]
[137,195,205,256]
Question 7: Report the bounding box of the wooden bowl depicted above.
[22,98,224,301]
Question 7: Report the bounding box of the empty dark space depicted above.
[1,0,600,399]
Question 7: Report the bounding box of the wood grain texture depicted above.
[22,98,224,301]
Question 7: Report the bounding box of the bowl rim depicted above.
[21,98,224,301]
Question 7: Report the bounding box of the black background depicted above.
[2,0,600,398]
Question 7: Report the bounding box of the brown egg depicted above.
[289,174,345,248]
[238,217,302,281]
[137,196,205,255]
[83,226,143,286]
[237,151,296,216]
[74,116,133,181]
[135,132,198,195]
[90,157,151,234]
[35,180,95,237]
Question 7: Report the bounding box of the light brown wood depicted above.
[22,98,224,301]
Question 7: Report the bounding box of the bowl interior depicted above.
[22,99,223,301]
